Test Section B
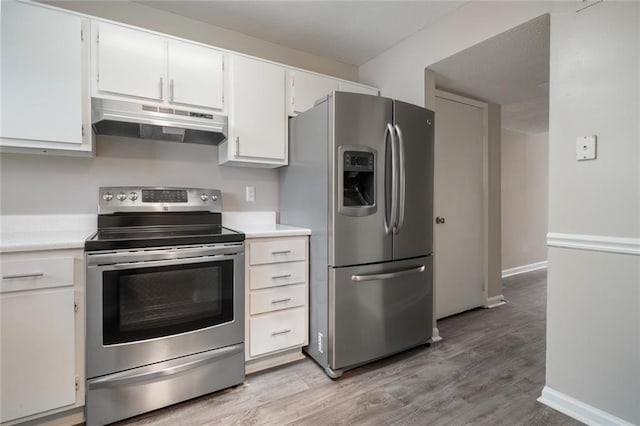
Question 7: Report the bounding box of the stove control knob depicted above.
[102,192,113,202]
[200,194,209,202]
[211,194,218,202]
[116,192,127,201]
[129,192,138,201]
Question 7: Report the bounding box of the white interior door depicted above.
[434,92,486,319]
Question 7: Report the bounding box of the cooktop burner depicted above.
[85,186,245,251]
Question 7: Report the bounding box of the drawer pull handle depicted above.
[271,329,292,336]
[271,250,292,255]
[271,297,292,304]
[271,274,292,280]
[2,272,44,280]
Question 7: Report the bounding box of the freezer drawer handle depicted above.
[351,265,425,282]
[271,329,292,336]
[87,344,243,390]
[271,250,292,255]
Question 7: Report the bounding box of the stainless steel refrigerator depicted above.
[280,91,433,378]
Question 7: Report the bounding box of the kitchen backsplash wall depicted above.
[0,135,279,215]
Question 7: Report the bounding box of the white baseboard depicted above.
[484,295,506,309]
[547,233,640,256]
[430,327,442,342]
[502,260,548,278]
[538,386,634,426]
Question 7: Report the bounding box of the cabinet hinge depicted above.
[97,31,99,43]
[74,301,78,312]
[81,125,85,137]
[75,377,79,391]
[81,28,84,41]
[222,61,224,71]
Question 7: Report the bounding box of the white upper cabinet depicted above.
[94,22,165,101]
[219,55,286,167]
[0,1,92,155]
[167,40,224,110]
[287,70,338,115]
[338,81,379,96]
[92,22,225,111]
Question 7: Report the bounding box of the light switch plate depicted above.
[576,135,597,161]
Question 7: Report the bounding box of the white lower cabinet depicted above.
[245,236,309,373]
[0,249,85,425]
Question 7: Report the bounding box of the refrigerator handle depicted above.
[384,123,398,235]
[394,124,406,233]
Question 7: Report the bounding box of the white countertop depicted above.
[0,230,92,253]
[232,223,311,239]
[1,214,96,253]
[0,212,311,252]
[222,211,310,239]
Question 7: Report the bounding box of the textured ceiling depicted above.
[135,1,467,66]
[430,14,550,134]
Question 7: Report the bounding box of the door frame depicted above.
[432,89,490,327]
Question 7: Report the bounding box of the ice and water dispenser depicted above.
[340,149,376,215]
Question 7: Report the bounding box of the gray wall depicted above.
[0,136,278,214]
[1,1,361,216]
[362,1,639,422]
[545,2,639,423]
[501,129,548,271]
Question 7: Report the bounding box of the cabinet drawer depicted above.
[249,261,306,290]
[249,238,305,265]
[250,283,306,315]
[249,307,305,357]
[1,257,74,293]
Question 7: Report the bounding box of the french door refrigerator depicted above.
[280,91,434,378]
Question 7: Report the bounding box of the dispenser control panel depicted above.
[344,151,374,172]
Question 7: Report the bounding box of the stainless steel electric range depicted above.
[84,187,245,426]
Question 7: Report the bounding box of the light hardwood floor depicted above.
[117,270,582,426]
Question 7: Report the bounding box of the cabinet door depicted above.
[230,55,286,160]
[288,70,338,115]
[168,40,224,110]
[0,288,75,422]
[95,22,165,101]
[1,2,84,145]
[338,81,379,96]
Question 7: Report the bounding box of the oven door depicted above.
[86,243,244,378]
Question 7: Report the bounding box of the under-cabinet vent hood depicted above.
[91,98,227,145]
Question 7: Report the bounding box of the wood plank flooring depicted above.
[117,270,582,426]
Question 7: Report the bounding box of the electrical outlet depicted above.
[245,186,255,202]
[576,135,597,161]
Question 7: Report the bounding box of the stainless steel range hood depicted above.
[91,98,227,145]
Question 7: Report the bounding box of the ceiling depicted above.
[135,1,467,66]
[429,14,550,134]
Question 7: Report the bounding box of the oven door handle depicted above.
[87,344,243,390]
[87,244,243,267]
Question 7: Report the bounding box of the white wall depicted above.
[545,2,639,423]
[361,1,639,423]
[501,130,548,271]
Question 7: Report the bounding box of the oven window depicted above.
[102,260,234,345]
